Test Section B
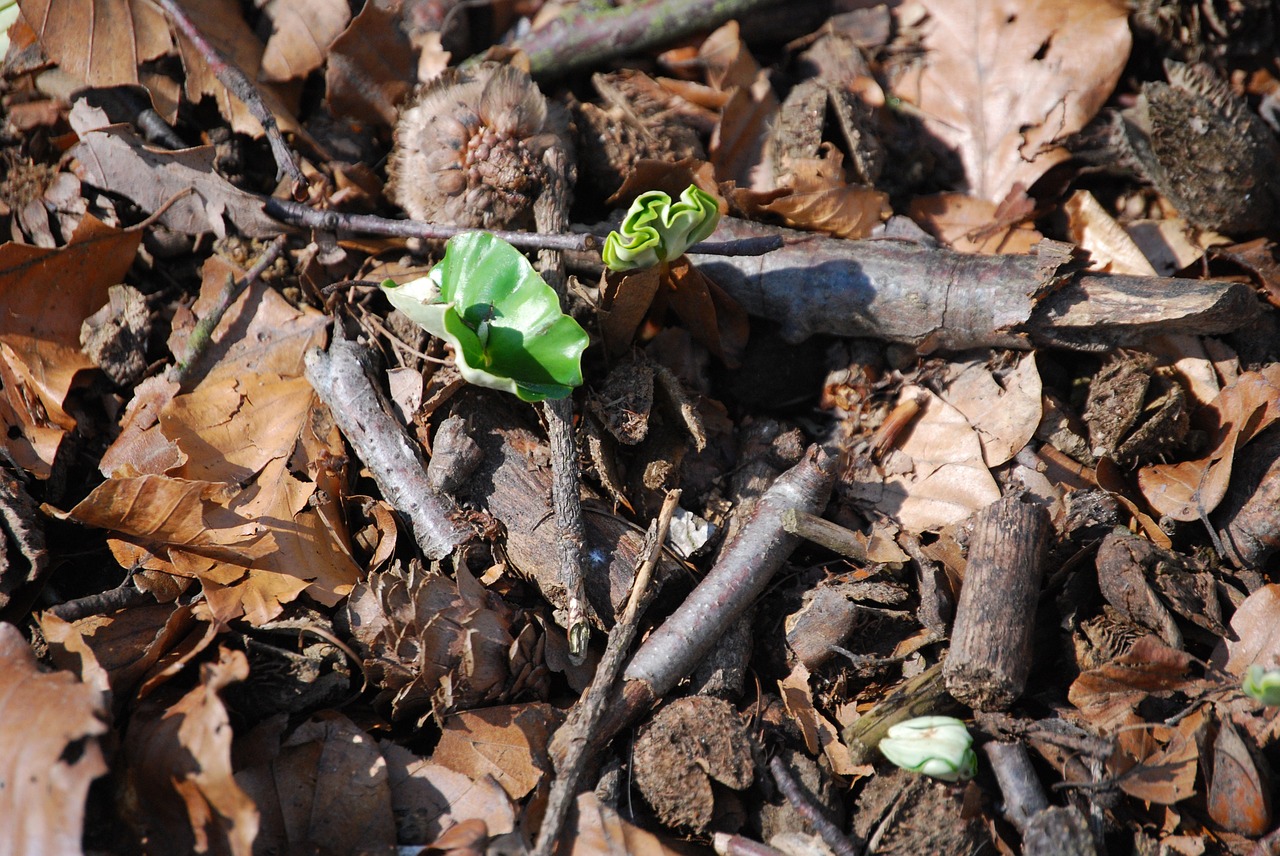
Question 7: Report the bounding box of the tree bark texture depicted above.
[943,492,1052,710]
[690,218,1259,352]
[304,336,469,560]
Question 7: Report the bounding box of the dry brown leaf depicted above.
[1138,365,1280,520]
[846,386,1001,531]
[892,0,1130,202]
[40,601,221,707]
[1065,190,1158,276]
[1117,707,1204,805]
[1207,717,1272,836]
[938,354,1042,467]
[908,192,1042,254]
[259,0,350,83]
[432,704,562,800]
[380,741,516,842]
[702,22,778,189]
[121,647,258,856]
[62,475,276,565]
[90,268,355,624]
[235,713,397,855]
[1211,584,1280,677]
[753,147,890,239]
[778,662,872,778]
[1068,637,1198,733]
[568,792,689,856]
[0,622,108,856]
[70,124,282,238]
[324,0,419,128]
[174,0,301,136]
[0,214,140,477]
[16,0,172,88]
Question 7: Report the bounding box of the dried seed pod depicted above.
[389,62,571,230]
[1109,61,1280,234]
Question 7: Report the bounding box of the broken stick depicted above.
[943,491,1052,710]
[690,217,1259,351]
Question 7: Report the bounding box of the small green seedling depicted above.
[1243,665,1280,706]
[381,232,588,402]
[878,715,978,782]
[602,184,722,271]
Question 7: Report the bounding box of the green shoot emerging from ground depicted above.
[382,232,588,402]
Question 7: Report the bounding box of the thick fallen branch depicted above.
[510,0,786,79]
[304,334,470,559]
[690,218,1260,351]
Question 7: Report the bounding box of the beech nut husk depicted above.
[389,62,572,230]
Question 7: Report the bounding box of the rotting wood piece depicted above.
[689,217,1258,352]
[944,491,1052,710]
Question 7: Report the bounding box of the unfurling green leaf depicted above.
[1244,665,1280,706]
[602,184,721,271]
[381,232,588,402]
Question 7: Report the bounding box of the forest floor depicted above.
[2,0,1280,854]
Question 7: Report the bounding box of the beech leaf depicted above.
[382,233,588,402]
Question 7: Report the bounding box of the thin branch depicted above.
[768,755,860,856]
[153,0,306,196]
[535,490,682,856]
[509,0,787,79]
[172,235,288,384]
[533,145,592,663]
[263,198,599,253]
[304,333,471,560]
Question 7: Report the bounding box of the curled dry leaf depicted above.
[0,214,140,477]
[235,713,396,855]
[891,0,1130,202]
[0,623,108,856]
[1138,365,1280,521]
[120,647,257,856]
[1207,717,1273,836]
[432,703,562,801]
[747,146,891,240]
[843,386,1001,532]
[908,190,1043,254]
[259,0,351,83]
[380,741,515,843]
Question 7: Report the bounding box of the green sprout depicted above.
[602,184,721,271]
[878,716,978,782]
[1243,665,1280,706]
[381,232,588,402]
[0,0,19,58]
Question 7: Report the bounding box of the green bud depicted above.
[878,715,978,782]
[601,184,721,271]
[1243,665,1280,706]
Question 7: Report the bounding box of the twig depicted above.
[263,199,782,258]
[152,0,306,196]
[768,755,860,856]
[304,332,470,560]
[172,235,288,384]
[263,198,598,253]
[535,491,682,856]
[781,508,868,562]
[589,446,835,745]
[510,0,787,79]
[533,145,592,662]
[712,834,788,856]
